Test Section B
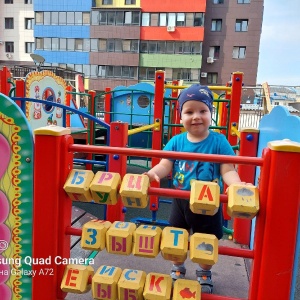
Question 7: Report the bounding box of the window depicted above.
[232,46,246,59]
[35,38,43,50]
[211,19,222,31]
[67,12,75,25]
[125,0,136,4]
[52,12,59,25]
[176,13,185,26]
[142,13,150,26]
[5,18,14,29]
[75,39,83,51]
[91,11,99,25]
[209,46,220,59]
[5,0,13,3]
[52,38,59,50]
[5,42,14,52]
[25,18,34,29]
[35,12,43,24]
[60,38,67,51]
[235,19,248,31]
[59,12,67,25]
[238,0,250,3]
[102,0,112,4]
[207,73,218,84]
[25,0,33,3]
[213,0,224,3]
[124,11,140,25]
[194,13,204,26]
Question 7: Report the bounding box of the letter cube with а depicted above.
[143,273,172,300]
[63,169,94,202]
[190,180,220,215]
[119,174,149,208]
[227,184,259,219]
[90,171,121,205]
[173,279,201,300]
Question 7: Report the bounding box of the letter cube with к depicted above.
[227,184,259,219]
[89,171,121,205]
[106,221,137,255]
[160,227,189,262]
[119,174,149,208]
[63,169,94,202]
[92,265,122,300]
[190,233,218,265]
[118,269,146,300]
[190,180,220,215]
[81,220,112,251]
[143,273,172,300]
[61,264,94,293]
[173,279,201,300]
[132,225,162,258]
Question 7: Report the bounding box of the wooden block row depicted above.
[61,265,201,300]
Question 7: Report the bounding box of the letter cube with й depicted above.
[160,227,189,262]
[132,225,162,258]
[119,174,149,208]
[118,269,146,300]
[190,233,218,265]
[61,264,94,293]
[92,265,122,300]
[90,171,121,205]
[143,273,172,300]
[63,169,94,202]
[81,220,112,251]
[173,279,201,300]
[106,221,137,255]
[190,180,220,215]
[227,184,259,219]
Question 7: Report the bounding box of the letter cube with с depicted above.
[190,180,220,215]
[90,171,121,205]
[63,169,94,202]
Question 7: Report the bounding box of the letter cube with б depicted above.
[173,279,201,300]
[81,220,112,251]
[61,264,94,293]
[119,174,149,208]
[143,273,172,300]
[63,169,94,202]
[190,233,218,265]
[227,184,259,219]
[89,171,121,205]
[190,180,220,215]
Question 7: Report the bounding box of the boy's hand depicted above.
[225,182,253,193]
[143,171,160,183]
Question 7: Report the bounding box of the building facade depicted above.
[0,0,264,91]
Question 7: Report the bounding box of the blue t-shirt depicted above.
[163,131,235,190]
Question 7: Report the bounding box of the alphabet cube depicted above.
[119,174,149,208]
[89,171,121,205]
[173,279,201,300]
[190,180,220,215]
[143,273,172,300]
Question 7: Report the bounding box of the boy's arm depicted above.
[220,163,242,186]
[145,158,173,182]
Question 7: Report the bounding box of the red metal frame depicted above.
[104,87,112,124]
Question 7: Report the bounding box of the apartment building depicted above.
[0,0,264,91]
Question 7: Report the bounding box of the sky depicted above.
[256,0,300,86]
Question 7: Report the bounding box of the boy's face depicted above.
[180,100,211,139]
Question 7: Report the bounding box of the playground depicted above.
[0,66,300,300]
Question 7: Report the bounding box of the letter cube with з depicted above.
[92,265,122,300]
[190,180,220,215]
[89,171,121,205]
[81,220,112,251]
[63,169,94,202]
[106,221,137,255]
[119,174,150,208]
[143,273,172,300]
[132,225,162,258]
[160,227,189,262]
[190,233,218,266]
[227,184,259,219]
[118,269,146,300]
[173,279,201,300]
[61,264,94,293]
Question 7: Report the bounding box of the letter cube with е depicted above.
[81,220,112,251]
[92,265,122,300]
[190,233,218,265]
[160,227,189,263]
[89,171,121,205]
[118,269,146,300]
[190,180,220,215]
[173,279,201,300]
[61,264,94,293]
[143,273,172,300]
[63,169,94,202]
[227,184,259,219]
[119,174,149,208]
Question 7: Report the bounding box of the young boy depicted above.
[145,84,243,293]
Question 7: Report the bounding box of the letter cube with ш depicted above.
[63,169,94,202]
[119,174,149,208]
[81,220,112,251]
[190,180,220,215]
[227,184,259,219]
[61,264,94,293]
[89,171,121,205]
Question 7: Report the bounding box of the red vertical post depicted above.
[32,127,73,300]
[65,86,72,127]
[15,79,25,107]
[233,129,259,244]
[104,87,112,124]
[171,80,180,137]
[106,122,128,222]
